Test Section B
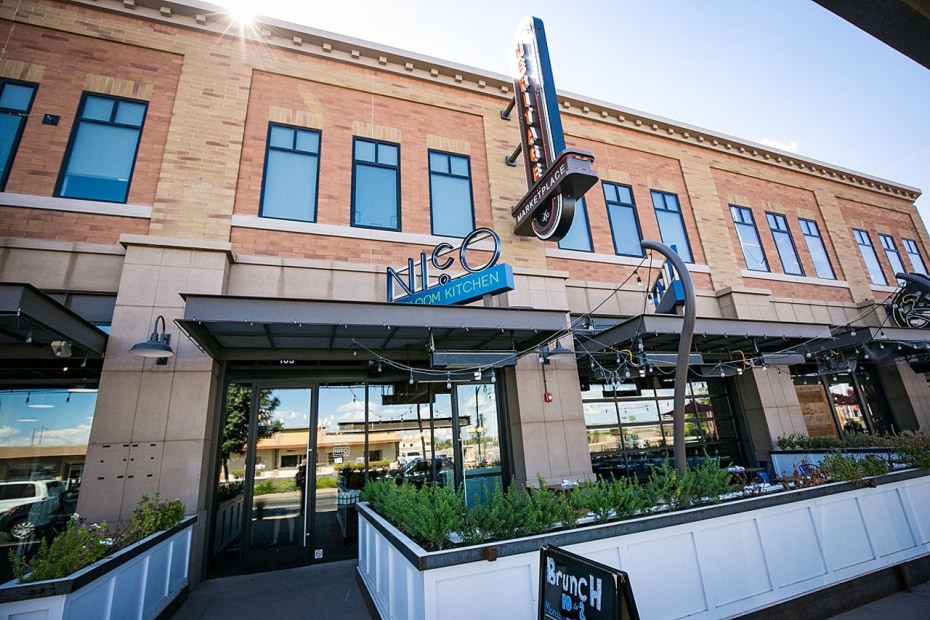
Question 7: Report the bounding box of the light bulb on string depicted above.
[490,368,496,384]
[446,373,451,390]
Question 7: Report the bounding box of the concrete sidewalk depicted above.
[170,560,372,620]
[826,580,930,619]
[170,561,929,620]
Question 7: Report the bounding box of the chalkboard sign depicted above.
[538,545,639,620]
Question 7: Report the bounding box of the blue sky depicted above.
[220,0,930,225]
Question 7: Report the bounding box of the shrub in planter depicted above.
[8,493,184,584]
[10,517,111,583]
[363,458,739,551]
[819,452,889,483]
[641,458,734,511]
[891,430,930,469]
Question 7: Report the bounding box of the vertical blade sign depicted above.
[510,16,598,242]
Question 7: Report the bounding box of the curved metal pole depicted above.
[641,240,696,475]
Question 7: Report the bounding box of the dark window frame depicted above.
[799,218,836,280]
[0,78,38,191]
[258,123,322,223]
[650,190,694,263]
[878,233,906,285]
[853,228,887,286]
[902,238,928,275]
[765,211,804,276]
[351,137,401,231]
[558,195,594,252]
[427,149,475,238]
[730,205,769,272]
[55,92,147,204]
[603,182,643,257]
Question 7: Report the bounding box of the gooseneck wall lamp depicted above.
[130,315,175,365]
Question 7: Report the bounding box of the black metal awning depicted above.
[176,294,567,363]
[0,283,109,359]
[0,283,109,387]
[576,314,834,360]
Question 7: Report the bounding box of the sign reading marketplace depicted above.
[387,228,514,305]
[511,16,598,241]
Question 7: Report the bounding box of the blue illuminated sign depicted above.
[387,228,515,305]
[394,263,514,305]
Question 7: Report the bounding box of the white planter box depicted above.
[357,471,930,620]
[0,515,196,620]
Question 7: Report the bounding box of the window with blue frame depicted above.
[0,80,37,191]
[604,182,642,256]
[853,229,887,286]
[259,124,321,222]
[878,233,906,285]
[903,238,928,275]
[558,196,593,252]
[651,190,693,262]
[799,218,835,279]
[428,150,474,237]
[730,205,768,272]
[765,212,803,276]
[352,138,400,231]
[57,93,147,203]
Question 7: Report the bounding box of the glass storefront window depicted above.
[0,388,94,580]
[583,377,743,482]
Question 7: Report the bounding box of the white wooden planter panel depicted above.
[358,473,930,620]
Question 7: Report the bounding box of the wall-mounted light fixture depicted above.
[130,315,174,365]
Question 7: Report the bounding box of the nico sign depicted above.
[538,545,639,620]
[511,17,598,241]
[387,228,514,305]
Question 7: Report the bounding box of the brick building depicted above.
[1,0,929,581]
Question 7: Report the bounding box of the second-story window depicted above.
[766,212,803,276]
[604,182,642,257]
[651,190,693,262]
[428,151,474,237]
[558,196,593,252]
[853,229,887,286]
[352,138,400,231]
[57,93,147,203]
[260,124,321,222]
[0,79,37,190]
[799,218,835,279]
[730,205,768,272]
[878,233,906,285]
[903,238,928,275]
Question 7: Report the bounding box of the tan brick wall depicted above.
[0,206,148,244]
[0,20,180,205]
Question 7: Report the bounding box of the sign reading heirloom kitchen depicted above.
[511,16,598,241]
[387,228,514,305]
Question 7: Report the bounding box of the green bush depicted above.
[316,475,339,489]
[253,478,296,496]
[820,452,889,482]
[10,517,111,583]
[10,494,185,583]
[118,493,185,548]
[890,430,930,469]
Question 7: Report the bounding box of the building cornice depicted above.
[43,0,921,202]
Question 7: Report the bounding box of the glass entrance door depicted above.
[244,387,311,572]
[209,377,506,575]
